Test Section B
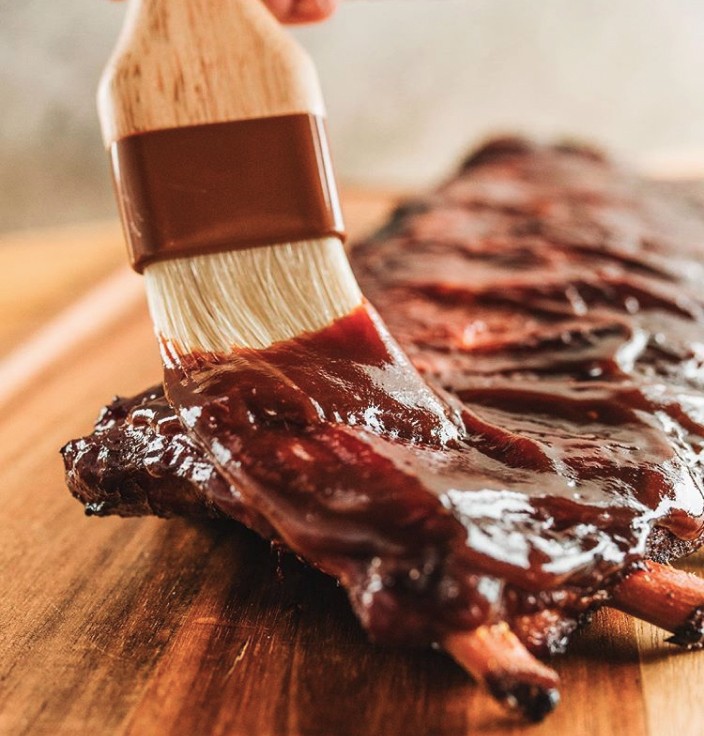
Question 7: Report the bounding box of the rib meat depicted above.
[62,139,704,719]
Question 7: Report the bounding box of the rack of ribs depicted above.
[62,138,704,721]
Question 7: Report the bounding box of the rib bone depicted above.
[611,561,704,648]
[444,623,560,722]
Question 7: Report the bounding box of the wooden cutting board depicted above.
[1,191,703,736]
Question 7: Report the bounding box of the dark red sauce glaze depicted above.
[63,138,704,650]
[163,305,498,642]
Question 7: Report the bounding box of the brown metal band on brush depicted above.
[110,113,346,273]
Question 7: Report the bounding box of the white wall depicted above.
[2,0,704,230]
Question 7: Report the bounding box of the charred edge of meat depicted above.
[646,527,704,564]
[485,675,560,723]
[666,606,704,649]
[458,135,605,172]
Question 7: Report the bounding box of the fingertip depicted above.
[275,0,338,24]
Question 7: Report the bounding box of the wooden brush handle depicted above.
[98,0,325,145]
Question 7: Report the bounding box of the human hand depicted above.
[110,1,338,25]
[262,0,339,23]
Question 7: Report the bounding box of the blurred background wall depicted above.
[2,0,704,232]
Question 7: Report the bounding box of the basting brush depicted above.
[98,0,562,718]
[98,0,361,356]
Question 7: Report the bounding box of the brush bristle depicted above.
[144,237,362,354]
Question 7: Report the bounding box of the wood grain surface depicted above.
[1,192,703,736]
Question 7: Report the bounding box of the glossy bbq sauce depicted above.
[64,140,704,650]
[163,297,704,645]
[164,303,494,642]
[61,139,704,723]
